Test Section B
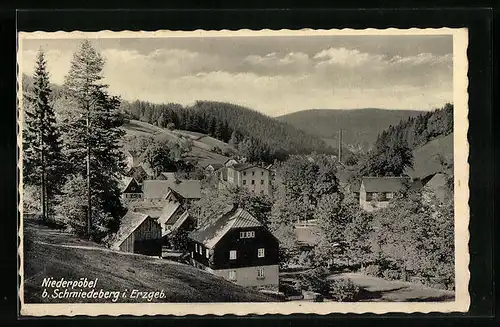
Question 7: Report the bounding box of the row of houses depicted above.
[112,171,280,290]
[349,172,449,212]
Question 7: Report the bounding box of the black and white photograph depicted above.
[17,29,469,316]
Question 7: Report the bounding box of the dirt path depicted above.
[330,272,455,302]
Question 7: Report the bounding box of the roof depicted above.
[110,211,153,250]
[120,177,134,193]
[205,163,224,170]
[426,173,448,189]
[133,207,163,218]
[231,163,269,172]
[168,211,192,235]
[142,179,201,199]
[189,206,266,249]
[361,177,409,193]
[158,201,182,226]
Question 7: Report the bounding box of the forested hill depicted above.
[120,100,335,161]
[277,108,424,151]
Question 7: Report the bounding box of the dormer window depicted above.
[240,231,255,238]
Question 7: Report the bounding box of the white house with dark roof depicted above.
[110,210,162,256]
[221,163,272,196]
[359,176,410,212]
[188,205,279,290]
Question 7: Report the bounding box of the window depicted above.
[240,231,255,238]
[257,268,265,279]
[243,171,246,176]
[199,246,203,255]
[258,248,265,258]
[260,180,264,185]
[261,171,264,176]
[229,250,237,260]
[195,244,198,252]
[386,192,394,199]
[206,248,209,258]
[191,252,194,258]
[252,171,255,176]
[243,180,247,185]
[229,270,237,281]
[251,180,255,185]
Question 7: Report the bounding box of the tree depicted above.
[143,139,177,176]
[58,40,126,240]
[22,49,65,221]
[361,140,413,177]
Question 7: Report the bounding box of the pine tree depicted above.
[59,40,125,240]
[22,49,64,221]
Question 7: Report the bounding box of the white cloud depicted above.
[19,45,453,116]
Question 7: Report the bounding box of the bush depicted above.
[300,267,331,295]
[364,264,381,277]
[383,269,401,281]
[328,278,360,302]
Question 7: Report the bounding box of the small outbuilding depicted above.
[110,210,162,256]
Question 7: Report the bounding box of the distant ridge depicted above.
[277,108,425,151]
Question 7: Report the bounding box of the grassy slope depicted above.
[121,119,232,167]
[277,108,423,149]
[23,220,273,303]
[406,133,454,179]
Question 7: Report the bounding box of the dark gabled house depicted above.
[120,177,143,200]
[188,205,279,291]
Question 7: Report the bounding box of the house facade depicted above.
[359,177,409,212]
[222,163,272,196]
[120,177,143,200]
[188,206,279,291]
[110,211,162,256]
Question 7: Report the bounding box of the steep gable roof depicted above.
[157,201,182,226]
[168,211,192,235]
[361,176,409,193]
[109,211,153,250]
[142,179,201,199]
[189,206,266,249]
[120,177,133,193]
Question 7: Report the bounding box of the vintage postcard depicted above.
[18,28,469,316]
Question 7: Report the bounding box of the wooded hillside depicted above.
[120,100,335,162]
[277,108,424,151]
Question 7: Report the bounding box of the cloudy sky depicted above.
[19,34,453,117]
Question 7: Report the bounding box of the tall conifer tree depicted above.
[23,49,64,221]
[59,40,125,239]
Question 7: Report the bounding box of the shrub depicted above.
[328,278,360,302]
[300,267,331,295]
[364,264,381,277]
[383,269,401,281]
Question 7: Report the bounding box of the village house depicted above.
[220,163,272,196]
[359,176,409,212]
[224,158,239,167]
[188,205,279,291]
[204,163,224,174]
[110,210,162,256]
[120,177,143,200]
[156,188,196,238]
